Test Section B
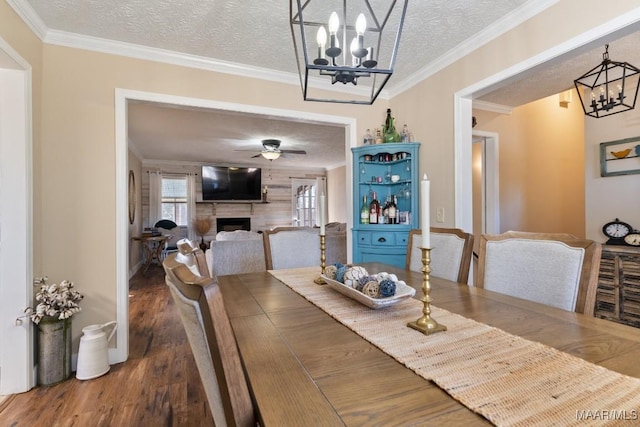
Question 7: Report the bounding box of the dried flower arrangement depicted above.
[30,280,83,324]
[193,217,213,236]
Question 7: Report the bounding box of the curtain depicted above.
[187,173,197,240]
[316,176,327,225]
[148,171,162,228]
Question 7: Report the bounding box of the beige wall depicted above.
[4,0,640,352]
[473,91,586,237]
[585,110,640,243]
[327,165,348,224]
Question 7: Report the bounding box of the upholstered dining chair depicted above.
[476,231,601,315]
[263,226,320,270]
[163,245,256,427]
[406,228,474,284]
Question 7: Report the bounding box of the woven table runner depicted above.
[269,267,640,427]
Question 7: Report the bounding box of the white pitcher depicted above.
[76,321,117,380]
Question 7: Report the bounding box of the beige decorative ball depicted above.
[362,281,381,298]
[343,266,368,288]
[324,265,338,280]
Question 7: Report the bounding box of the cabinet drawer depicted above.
[369,231,396,246]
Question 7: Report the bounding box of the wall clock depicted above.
[624,232,640,247]
[602,218,631,245]
[128,170,136,225]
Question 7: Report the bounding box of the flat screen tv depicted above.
[201,165,262,201]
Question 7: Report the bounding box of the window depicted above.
[161,175,188,226]
[292,180,317,227]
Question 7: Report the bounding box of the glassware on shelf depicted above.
[384,166,391,182]
[360,162,366,175]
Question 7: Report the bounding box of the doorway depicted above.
[0,37,34,394]
[470,131,499,284]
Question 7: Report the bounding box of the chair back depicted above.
[163,247,255,427]
[263,227,320,270]
[407,228,474,283]
[476,231,601,315]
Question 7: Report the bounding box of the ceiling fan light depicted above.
[261,150,281,160]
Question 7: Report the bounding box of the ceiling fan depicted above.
[245,139,307,160]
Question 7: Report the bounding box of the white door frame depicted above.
[0,37,34,394]
[455,9,640,233]
[115,89,357,363]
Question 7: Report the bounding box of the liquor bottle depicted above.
[369,192,380,224]
[401,124,411,142]
[363,129,373,145]
[382,195,391,224]
[383,108,401,143]
[360,195,370,224]
[374,128,384,144]
[387,195,398,224]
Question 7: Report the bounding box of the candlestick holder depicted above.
[407,247,447,335]
[314,234,327,285]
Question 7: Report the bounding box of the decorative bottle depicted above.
[401,124,411,142]
[383,109,401,143]
[369,192,380,224]
[374,128,384,144]
[360,195,370,224]
[363,129,373,145]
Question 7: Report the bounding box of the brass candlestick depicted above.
[407,247,447,335]
[314,234,327,285]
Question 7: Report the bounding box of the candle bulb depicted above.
[420,174,430,248]
[319,194,326,235]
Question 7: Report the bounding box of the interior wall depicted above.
[127,149,143,277]
[585,110,640,242]
[327,165,347,224]
[473,92,585,236]
[388,0,640,233]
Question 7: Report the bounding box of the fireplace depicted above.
[216,217,251,233]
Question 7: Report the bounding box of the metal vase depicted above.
[37,316,72,386]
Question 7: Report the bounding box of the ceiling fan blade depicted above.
[281,149,307,155]
[251,153,262,158]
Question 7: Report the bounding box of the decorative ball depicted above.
[335,265,347,283]
[379,279,396,297]
[362,281,380,298]
[324,265,338,280]
[357,275,376,292]
[343,266,368,288]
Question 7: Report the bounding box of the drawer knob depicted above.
[378,237,386,242]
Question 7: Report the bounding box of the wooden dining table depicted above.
[217,262,640,426]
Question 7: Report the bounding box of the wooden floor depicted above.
[0,266,214,426]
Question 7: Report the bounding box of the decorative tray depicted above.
[322,275,416,309]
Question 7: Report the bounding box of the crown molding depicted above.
[472,100,513,115]
[6,0,48,40]
[388,0,560,98]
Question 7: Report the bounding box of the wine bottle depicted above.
[360,195,370,224]
[388,195,398,224]
[374,128,384,144]
[369,192,380,224]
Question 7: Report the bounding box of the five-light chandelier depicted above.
[574,44,640,118]
[290,0,408,104]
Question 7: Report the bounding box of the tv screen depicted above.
[201,166,262,201]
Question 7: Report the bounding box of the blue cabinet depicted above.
[352,143,420,268]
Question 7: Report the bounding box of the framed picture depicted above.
[600,136,640,177]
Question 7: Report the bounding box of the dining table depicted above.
[217,262,640,426]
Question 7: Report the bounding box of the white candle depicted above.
[420,174,430,248]
[319,194,326,235]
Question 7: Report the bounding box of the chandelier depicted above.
[574,44,640,118]
[290,0,408,104]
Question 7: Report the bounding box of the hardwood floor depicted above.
[0,266,213,426]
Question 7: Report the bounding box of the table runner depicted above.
[269,267,640,427]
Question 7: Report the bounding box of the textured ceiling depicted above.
[14,1,640,169]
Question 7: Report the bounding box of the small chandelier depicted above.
[574,44,640,118]
[290,0,408,105]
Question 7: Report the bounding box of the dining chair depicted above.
[406,228,474,284]
[263,226,320,270]
[163,246,256,427]
[476,231,601,315]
